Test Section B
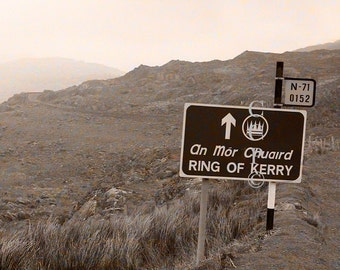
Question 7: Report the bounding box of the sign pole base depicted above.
[266,182,276,231]
[266,208,275,231]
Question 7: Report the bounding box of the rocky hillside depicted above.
[8,49,338,131]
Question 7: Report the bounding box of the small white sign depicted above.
[284,78,316,107]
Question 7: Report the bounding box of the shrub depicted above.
[0,182,266,269]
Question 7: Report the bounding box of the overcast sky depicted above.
[0,0,339,71]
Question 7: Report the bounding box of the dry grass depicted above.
[0,182,266,269]
[305,135,339,155]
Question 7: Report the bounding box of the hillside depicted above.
[0,57,124,102]
[0,49,339,269]
[18,49,339,132]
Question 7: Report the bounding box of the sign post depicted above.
[266,62,316,230]
[196,178,209,265]
[266,61,284,231]
[266,182,276,230]
[274,61,284,108]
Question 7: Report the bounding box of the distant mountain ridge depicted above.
[6,49,337,131]
[294,39,340,52]
[0,57,124,102]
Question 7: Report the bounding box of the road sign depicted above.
[283,77,316,107]
[180,103,307,183]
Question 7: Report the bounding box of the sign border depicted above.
[179,103,307,183]
[283,77,316,107]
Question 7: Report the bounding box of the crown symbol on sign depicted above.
[246,121,264,137]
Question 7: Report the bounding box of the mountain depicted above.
[295,39,340,52]
[16,49,338,130]
[0,57,124,102]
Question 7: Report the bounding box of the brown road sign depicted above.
[180,103,307,183]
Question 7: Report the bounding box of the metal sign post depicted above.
[266,182,276,230]
[266,61,284,231]
[274,61,284,108]
[196,178,209,265]
[266,62,316,231]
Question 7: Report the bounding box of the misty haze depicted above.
[0,58,124,102]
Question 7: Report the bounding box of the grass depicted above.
[0,182,266,269]
[305,135,339,155]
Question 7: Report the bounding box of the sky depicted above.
[0,0,339,71]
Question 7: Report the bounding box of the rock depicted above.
[75,198,97,220]
[16,197,30,205]
[104,187,128,209]
[128,175,144,182]
[158,170,176,179]
[17,211,31,220]
[293,202,303,210]
[105,187,127,198]
[277,202,296,211]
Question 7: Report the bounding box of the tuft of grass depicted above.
[0,182,266,269]
[306,135,339,155]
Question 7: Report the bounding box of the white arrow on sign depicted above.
[221,113,236,140]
